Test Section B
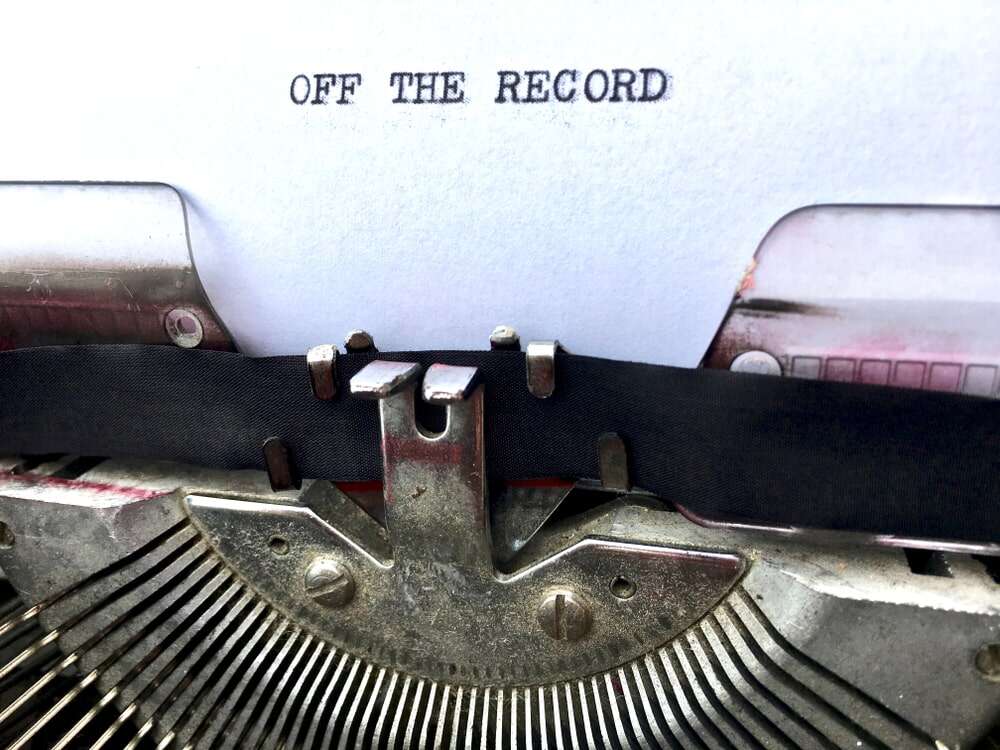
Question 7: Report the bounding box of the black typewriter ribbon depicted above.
[0,345,997,544]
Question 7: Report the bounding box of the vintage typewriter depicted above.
[0,183,997,750]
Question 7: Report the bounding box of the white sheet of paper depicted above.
[1,1,997,364]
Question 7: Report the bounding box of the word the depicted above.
[390,72,465,103]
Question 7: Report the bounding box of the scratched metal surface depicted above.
[0,183,233,351]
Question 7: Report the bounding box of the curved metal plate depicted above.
[186,491,744,686]
[704,204,1000,397]
[0,182,233,351]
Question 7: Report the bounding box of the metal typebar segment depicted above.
[352,361,492,574]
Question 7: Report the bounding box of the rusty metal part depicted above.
[344,329,376,353]
[0,455,997,747]
[306,344,338,400]
[262,436,300,491]
[489,324,521,350]
[188,496,743,688]
[525,340,560,398]
[0,182,234,351]
[189,360,745,686]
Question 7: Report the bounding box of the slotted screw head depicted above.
[537,590,591,641]
[304,559,356,608]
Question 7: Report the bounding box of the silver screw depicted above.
[344,330,375,353]
[730,350,782,376]
[164,308,204,349]
[304,559,356,608]
[490,325,520,350]
[537,590,591,641]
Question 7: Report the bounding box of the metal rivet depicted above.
[306,344,338,400]
[730,350,782,376]
[490,325,521,351]
[598,432,630,493]
[526,341,560,398]
[345,329,376,353]
[164,307,204,349]
[304,558,356,609]
[975,643,1000,682]
[537,590,591,641]
[262,437,300,491]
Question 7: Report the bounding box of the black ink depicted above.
[441,72,465,103]
[292,66,670,107]
[311,74,337,104]
[583,69,609,102]
[392,71,466,103]
[414,72,437,103]
[338,73,362,104]
[611,68,637,102]
[524,70,550,103]
[495,71,521,103]
[639,68,671,102]
[553,69,578,102]
[290,74,310,104]
[289,73,362,105]
[390,72,414,102]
